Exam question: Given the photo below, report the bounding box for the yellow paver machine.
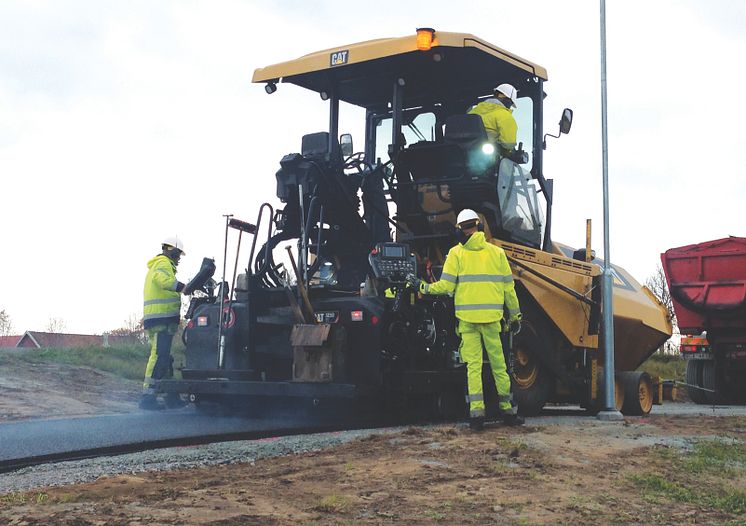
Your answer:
[162,29,672,417]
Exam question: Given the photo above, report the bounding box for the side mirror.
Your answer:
[560,108,573,134]
[542,108,574,150]
[340,133,353,157]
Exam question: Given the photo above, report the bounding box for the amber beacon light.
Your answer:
[416,28,435,51]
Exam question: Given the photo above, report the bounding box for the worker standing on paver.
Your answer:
[140,237,190,410]
[408,210,523,430]
[468,83,519,157]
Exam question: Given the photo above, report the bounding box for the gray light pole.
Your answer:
[597,0,624,421]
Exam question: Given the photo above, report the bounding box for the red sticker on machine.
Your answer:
[222,307,236,329]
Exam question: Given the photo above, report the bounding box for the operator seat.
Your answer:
[394,139,463,183]
[443,114,494,180]
[443,114,488,148]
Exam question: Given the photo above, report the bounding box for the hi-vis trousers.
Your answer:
[142,323,178,395]
[457,320,516,418]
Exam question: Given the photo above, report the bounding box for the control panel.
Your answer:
[369,242,417,284]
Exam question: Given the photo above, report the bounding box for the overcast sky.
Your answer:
[1,0,745,335]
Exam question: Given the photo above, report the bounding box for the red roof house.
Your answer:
[0,335,22,348]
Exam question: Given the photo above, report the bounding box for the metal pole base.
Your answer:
[596,410,624,422]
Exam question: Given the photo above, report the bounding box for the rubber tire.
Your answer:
[510,307,554,417]
[434,389,466,421]
[686,360,708,405]
[619,371,654,416]
[702,360,726,404]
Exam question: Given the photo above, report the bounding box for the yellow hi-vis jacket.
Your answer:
[468,99,517,154]
[143,254,183,329]
[421,232,521,324]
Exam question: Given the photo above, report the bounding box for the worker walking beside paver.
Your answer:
[408,209,523,430]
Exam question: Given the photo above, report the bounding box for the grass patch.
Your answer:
[631,439,746,515]
[312,494,350,513]
[0,492,50,507]
[637,353,686,382]
[2,344,186,381]
[426,509,445,521]
[631,473,746,514]
[685,440,746,474]
[0,492,27,507]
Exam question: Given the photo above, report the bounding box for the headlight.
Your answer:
[481,143,495,155]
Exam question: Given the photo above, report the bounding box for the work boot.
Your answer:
[138,394,164,411]
[165,393,187,409]
[502,413,525,426]
[469,416,485,431]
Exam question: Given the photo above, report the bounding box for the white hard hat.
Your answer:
[495,83,518,108]
[457,209,480,225]
[162,236,186,255]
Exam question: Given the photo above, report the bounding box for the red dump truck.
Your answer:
[661,237,746,404]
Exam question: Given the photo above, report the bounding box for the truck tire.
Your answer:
[619,371,654,415]
[510,309,554,416]
[686,359,708,404]
[702,360,725,404]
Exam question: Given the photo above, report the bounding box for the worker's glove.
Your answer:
[508,142,529,164]
[507,312,522,334]
[405,273,423,291]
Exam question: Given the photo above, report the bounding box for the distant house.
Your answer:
[0,335,22,348]
[15,331,140,349]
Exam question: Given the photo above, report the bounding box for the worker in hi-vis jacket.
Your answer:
[408,209,523,430]
[140,237,190,410]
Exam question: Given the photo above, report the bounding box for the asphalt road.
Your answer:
[0,404,349,468]
[2,401,745,468]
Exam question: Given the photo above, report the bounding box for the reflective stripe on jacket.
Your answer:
[468,99,517,153]
[143,254,181,329]
[422,231,521,323]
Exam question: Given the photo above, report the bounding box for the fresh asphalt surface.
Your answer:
[0,405,347,468]
[2,402,746,468]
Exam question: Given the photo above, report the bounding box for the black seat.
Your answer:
[444,114,494,179]
[395,141,464,182]
[393,115,492,185]
[444,114,488,149]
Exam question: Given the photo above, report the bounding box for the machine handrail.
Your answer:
[249,203,275,275]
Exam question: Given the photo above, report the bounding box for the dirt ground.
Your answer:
[1,360,745,525]
[2,414,745,525]
[0,355,139,421]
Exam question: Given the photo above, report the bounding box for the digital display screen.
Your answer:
[383,245,405,258]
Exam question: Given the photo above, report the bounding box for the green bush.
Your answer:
[637,353,686,381]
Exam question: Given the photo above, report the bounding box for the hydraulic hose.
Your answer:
[248,203,274,275]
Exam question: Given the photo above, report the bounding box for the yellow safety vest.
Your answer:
[143,254,182,329]
[468,99,518,154]
[422,232,520,323]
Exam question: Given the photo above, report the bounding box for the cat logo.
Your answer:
[330,50,349,67]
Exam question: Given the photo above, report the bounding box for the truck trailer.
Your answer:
[662,237,746,404]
